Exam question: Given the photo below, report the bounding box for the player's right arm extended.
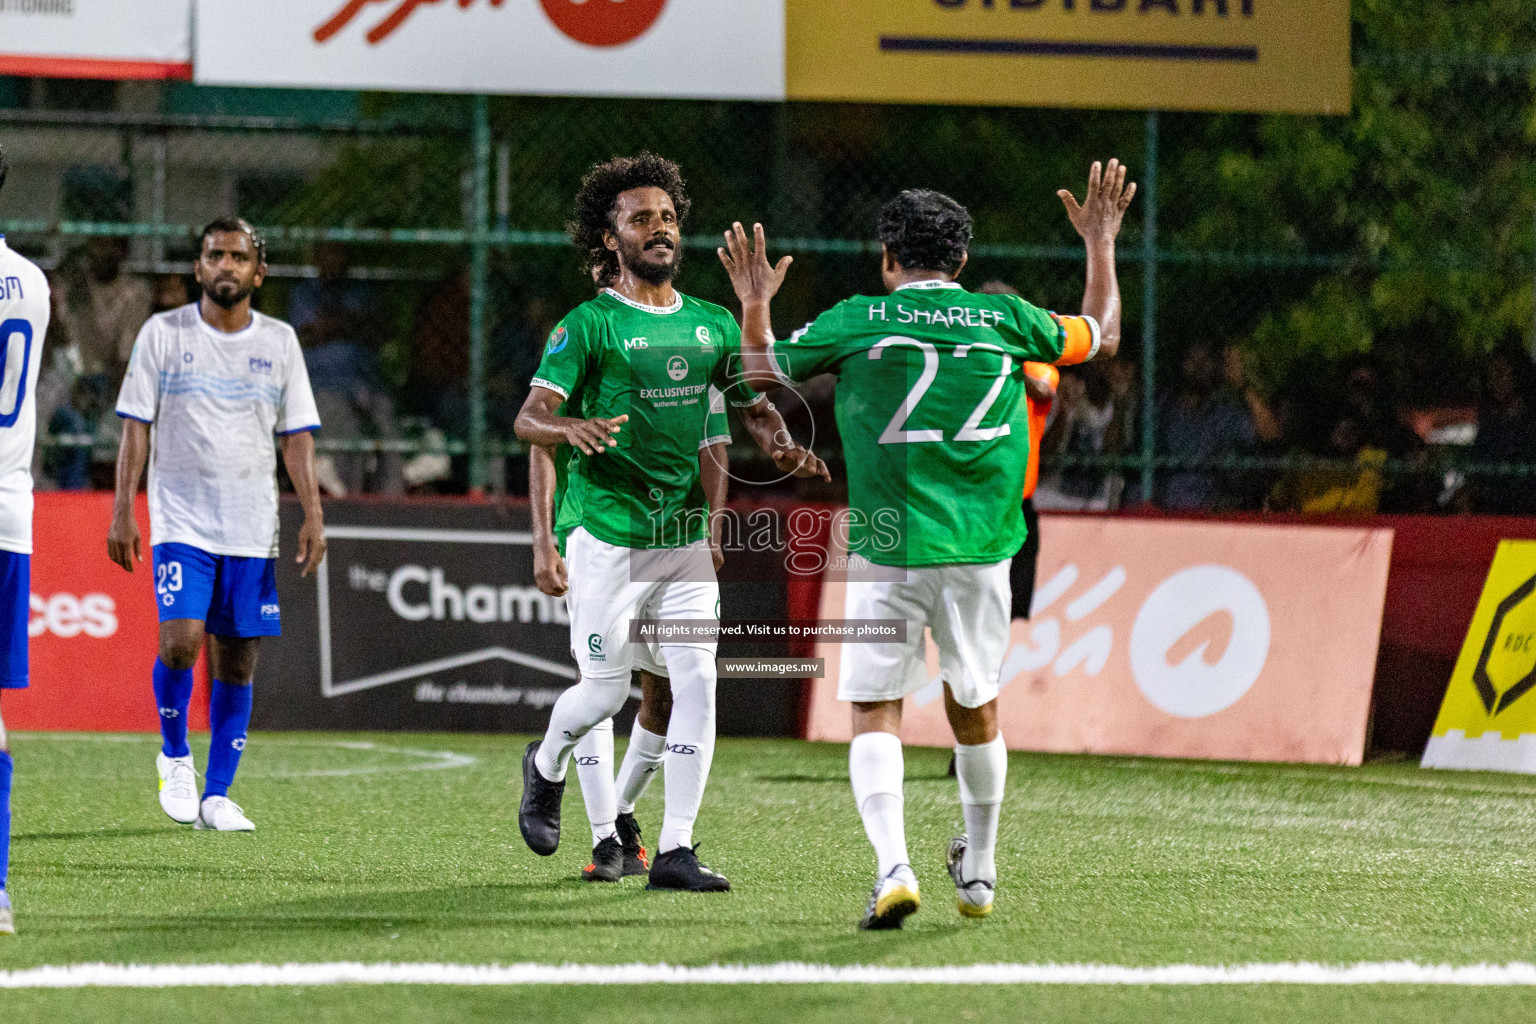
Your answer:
[107,419,150,572]
[514,387,626,456]
[529,443,568,597]
[718,221,793,390]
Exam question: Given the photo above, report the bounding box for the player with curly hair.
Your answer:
[514,154,827,891]
[721,163,1135,928]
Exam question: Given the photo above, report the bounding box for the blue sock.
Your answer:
[0,750,13,893]
[204,681,253,800]
[153,658,194,759]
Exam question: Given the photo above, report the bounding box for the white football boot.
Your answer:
[0,890,14,935]
[946,834,995,919]
[194,796,255,832]
[156,752,200,824]
[858,864,920,930]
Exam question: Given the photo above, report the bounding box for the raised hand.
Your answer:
[717,222,793,306]
[1058,159,1137,247]
[564,414,628,455]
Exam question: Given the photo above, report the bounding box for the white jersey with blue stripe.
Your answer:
[116,303,320,559]
[0,237,51,556]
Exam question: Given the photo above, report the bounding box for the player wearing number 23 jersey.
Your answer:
[111,217,326,836]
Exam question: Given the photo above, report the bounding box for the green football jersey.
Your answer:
[552,386,733,556]
[773,280,1094,568]
[533,289,758,550]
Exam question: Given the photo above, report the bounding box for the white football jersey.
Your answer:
[116,304,320,559]
[0,236,51,555]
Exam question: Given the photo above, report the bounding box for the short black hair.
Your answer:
[0,144,8,198]
[877,189,972,274]
[568,153,691,287]
[200,216,266,264]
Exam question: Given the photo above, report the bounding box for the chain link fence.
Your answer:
[2,50,1533,512]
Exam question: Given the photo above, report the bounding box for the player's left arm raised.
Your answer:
[281,430,326,578]
[1057,159,1137,360]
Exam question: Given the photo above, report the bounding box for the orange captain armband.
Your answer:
[1049,313,1101,366]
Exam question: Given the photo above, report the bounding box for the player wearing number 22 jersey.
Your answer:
[0,143,54,934]
[722,163,1136,930]
[110,218,327,835]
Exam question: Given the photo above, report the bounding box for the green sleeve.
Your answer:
[530,308,597,401]
[773,302,854,382]
[999,295,1067,364]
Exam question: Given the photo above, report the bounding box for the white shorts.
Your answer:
[565,526,719,680]
[837,559,1011,709]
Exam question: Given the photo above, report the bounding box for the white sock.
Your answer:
[656,646,716,854]
[574,719,617,845]
[954,736,1007,884]
[616,721,667,815]
[535,672,630,783]
[849,731,909,879]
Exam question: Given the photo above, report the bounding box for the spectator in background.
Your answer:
[1155,341,1257,511]
[56,236,151,410]
[1220,344,1282,508]
[1268,414,1388,515]
[1469,346,1536,515]
[151,273,191,315]
[289,243,403,495]
[488,297,558,497]
[1038,364,1121,508]
[408,267,471,437]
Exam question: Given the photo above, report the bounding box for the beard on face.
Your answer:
[617,233,681,286]
[203,275,254,309]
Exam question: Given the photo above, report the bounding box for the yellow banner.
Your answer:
[786,0,1350,114]
[1422,540,1536,773]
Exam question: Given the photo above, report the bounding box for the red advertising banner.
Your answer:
[806,517,1394,765]
[2,492,204,733]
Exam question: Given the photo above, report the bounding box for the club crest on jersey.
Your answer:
[248,356,273,374]
[547,327,569,355]
[667,356,689,381]
[696,326,713,347]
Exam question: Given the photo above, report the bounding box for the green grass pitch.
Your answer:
[2,731,1535,1022]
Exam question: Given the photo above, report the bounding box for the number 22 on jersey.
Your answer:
[870,335,1014,445]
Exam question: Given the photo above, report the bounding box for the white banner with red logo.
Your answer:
[806,517,1394,765]
[0,0,192,80]
[195,0,785,99]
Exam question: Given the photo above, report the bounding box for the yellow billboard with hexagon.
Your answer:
[1423,541,1536,773]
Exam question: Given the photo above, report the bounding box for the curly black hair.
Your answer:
[567,153,691,287]
[200,216,266,264]
[877,189,972,274]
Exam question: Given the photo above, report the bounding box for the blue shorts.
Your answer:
[0,550,28,689]
[153,543,281,638]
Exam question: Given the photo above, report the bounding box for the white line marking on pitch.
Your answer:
[3,962,1536,988]
[11,734,478,778]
